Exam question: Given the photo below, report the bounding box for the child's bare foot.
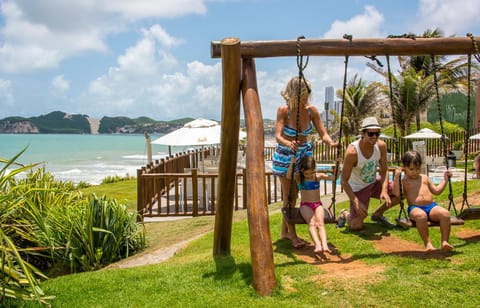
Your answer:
[315,246,332,254]
[425,243,436,252]
[442,242,453,252]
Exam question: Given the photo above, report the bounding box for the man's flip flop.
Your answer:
[292,238,306,249]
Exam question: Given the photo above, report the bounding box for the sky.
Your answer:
[0,0,479,121]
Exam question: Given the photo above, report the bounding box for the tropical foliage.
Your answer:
[336,74,380,138]
[364,28,479,136]
[0,150,53,305]
[1,150,146,306]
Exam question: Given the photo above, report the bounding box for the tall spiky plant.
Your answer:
[0,149,53,306]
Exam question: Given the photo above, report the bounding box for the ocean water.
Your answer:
[0,134,188,184]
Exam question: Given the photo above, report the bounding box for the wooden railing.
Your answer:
[137,149,342,220]
[137,167,284,220]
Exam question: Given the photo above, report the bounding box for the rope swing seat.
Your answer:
[393,34,480,227]
[395,53,464,228]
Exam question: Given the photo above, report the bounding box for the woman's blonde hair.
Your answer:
[281,76,312,111]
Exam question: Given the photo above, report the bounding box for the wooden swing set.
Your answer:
[210,35,480,296]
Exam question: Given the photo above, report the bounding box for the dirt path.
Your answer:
[104,233,205,270]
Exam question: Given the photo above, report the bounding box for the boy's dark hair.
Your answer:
[298,156,316,184]
[402,150,422,167]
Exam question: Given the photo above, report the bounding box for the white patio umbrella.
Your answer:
[152,118,246,169]
[403,128,446,139]
[469,133,480,140]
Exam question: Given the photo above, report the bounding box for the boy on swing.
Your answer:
[393,150,454,252]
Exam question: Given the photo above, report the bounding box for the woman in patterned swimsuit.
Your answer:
[272,76,337,249]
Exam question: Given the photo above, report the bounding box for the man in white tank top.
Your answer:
[338,117,399,230]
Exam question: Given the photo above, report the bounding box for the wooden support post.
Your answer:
[242,57,276,295]
[213,38,241,256]
[211,37,480,58]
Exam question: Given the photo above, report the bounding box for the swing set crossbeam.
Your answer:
[211,37,479,59]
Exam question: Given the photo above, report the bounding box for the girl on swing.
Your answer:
[294,156,337,255]
[272,76,337,249]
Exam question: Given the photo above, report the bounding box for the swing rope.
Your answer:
[328,34,353,220]
[283,36,310,224]
[460,54,472,211]
[431,55,458,215]
[467,33,480,63]
[330,53,349,216]
[384,55,408,224]
[455,33,480,220]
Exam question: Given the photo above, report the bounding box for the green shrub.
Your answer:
[1,150,146,306]
[66,194,146,271]
[101,174,135,184]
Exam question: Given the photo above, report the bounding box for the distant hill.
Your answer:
[0,111,276,134]
[0,111,90,134]
[0,111,200,134]
[97,116,194,134]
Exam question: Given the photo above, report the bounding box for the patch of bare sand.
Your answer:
[295,245,385,283]
[295,232,458,283]
[464,191,480,204]
[455,229,480,243]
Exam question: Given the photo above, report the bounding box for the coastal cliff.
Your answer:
[0,120,39,133]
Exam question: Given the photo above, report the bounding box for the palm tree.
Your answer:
[386,67,436,135]
[336,74,379,139]
[398,28,475,129]
[368,28,476,135]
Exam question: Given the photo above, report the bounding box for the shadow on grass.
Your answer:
[202,254,237,281]
[202,255,255,287]
[271,238,311,267]
[336,222,393,240]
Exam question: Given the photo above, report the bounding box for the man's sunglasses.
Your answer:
[366,131,380,137]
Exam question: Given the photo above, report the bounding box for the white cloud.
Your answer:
[51,75,70,93]
[0,1,107,73]
[81,25,222,120]
[0,79,14,107]
[145,24,184,48]
[0,0,204,73]
[102,0,207,19]
[323,6,385,39]
[416,0,480,36]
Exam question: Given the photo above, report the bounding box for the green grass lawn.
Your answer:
[31,179,480,307]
